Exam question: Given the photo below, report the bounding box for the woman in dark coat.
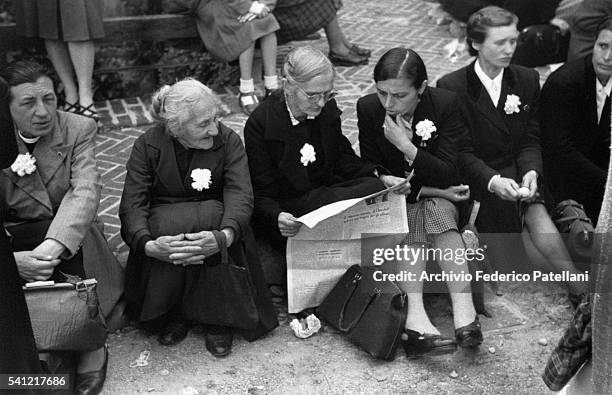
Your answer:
[119,79,277,357]
[0,76,43,386]
[244,46,385,253]
[357,48,481,357]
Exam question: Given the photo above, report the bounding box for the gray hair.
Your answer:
[151,78,221,136]
[282,46,335,83]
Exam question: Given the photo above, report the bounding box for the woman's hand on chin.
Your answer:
[14,251,60,282]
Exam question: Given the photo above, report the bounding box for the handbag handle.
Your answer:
[211,230,228,266]
[337,270,380,332]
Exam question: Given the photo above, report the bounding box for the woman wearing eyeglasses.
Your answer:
[357,48,482,357]
[244,46,385,254]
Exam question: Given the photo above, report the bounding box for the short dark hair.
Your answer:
[596,17,612,40]
[373,47,427,89]
[0,60,54,100]
[466,6,519,56]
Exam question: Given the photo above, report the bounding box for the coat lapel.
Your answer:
[32,118,71,186]
[584,60,599,127]
[264,92,311,191]
[466,62,510,135]
[185,129,225,187]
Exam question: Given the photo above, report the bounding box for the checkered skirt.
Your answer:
[405,197,459,244]
[273,0,343,42]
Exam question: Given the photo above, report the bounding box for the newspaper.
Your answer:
[286,184,409,313]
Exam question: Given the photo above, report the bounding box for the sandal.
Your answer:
[79,103,100,121]
[63,101,82,114]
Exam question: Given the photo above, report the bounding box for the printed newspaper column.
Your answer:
[286,186,408,313]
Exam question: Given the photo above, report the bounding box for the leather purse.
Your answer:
[182,230,260,330]
[512,24,569,67]
[552,200,594,271]
[317,264,407,360]
[23,274,107,352]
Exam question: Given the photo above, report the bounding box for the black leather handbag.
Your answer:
[552,200,594,271]
[317,264,407,360]
[512,24,569,67]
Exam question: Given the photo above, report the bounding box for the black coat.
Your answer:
[540,55,610,222]
[120,123,277,339]
[357,87,467,202]
[438,62,543,232]
[244,90,379,228]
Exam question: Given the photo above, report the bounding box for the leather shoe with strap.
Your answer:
[328,51,368,67]
[401,330,457,358]
[75,345,108,395]
[158,317,189,346]
[205,325,233,357]
[455,316,483,348]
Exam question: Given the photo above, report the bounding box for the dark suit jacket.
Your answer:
[357,88,467,202]
[540,55,609,221]
[244,90,378,228]
[438,62,543,231]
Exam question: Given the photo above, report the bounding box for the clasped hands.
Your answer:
[145,229,234,266]
[490,170,538,202]
[238,1,270,23]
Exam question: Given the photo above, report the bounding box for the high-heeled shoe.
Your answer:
[401,329,457,358]
[455,317,483,348]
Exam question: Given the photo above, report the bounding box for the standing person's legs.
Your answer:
[238,44,259,115]
[45,39,78,106]
[66,40,96,110]
[259,33,279,95]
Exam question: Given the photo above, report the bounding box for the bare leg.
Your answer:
[324,17,350,55]
[393,250,439,335]
[238,43,256,81]
[66,41,95,108]
[524,203,587,294]
[432,231,478,329]
[45,39,78,105]
[259,33,277,77]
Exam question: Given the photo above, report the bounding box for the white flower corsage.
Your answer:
[415,119,437,147]
[10,153,37,177]
[190,168,212,191]
[504,94,521,115]
[300,143,316,166]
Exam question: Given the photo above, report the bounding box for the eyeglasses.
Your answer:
[294,83,338,104]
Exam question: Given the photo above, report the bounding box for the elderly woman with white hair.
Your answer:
[119,79,277,357]
[244,46,386,253]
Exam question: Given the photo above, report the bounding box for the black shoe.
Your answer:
[158,316,189,346]
[401,330,457,358]
[75,346,108,395]
[455,317,483,348]
[328,51,368,67]
[350,44,371,57]
[205,325,233,357]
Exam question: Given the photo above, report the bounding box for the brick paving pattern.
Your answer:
[94,0,555,254]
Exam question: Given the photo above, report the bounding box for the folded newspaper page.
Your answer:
[286,185,409,313]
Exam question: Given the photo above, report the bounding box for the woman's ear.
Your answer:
[417,80,428,97]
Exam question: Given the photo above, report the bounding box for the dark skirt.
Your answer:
[15,0,105,41]
[273,0,343,42]
[193,0,280,62]
[125,199,278,341]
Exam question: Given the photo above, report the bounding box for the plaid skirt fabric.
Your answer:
[274,0,343,42]
[406,197,459,244]
[542,293,592,391]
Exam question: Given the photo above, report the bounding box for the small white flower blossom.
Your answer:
[10,153,37,177]
[190,168,212,191]
[415,119,437,147]
[300,143,316,166]
[504,94,522,115]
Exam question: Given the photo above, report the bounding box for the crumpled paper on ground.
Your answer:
[289,314,321,339]
[130,350,150,368]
